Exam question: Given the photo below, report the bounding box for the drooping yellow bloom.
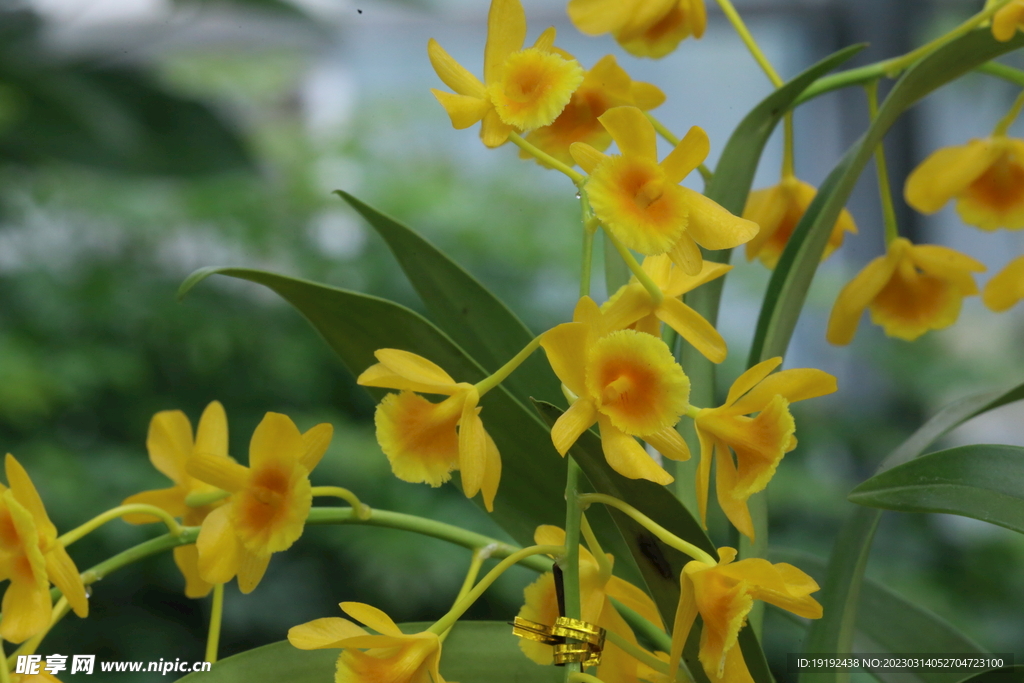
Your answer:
[668,548,821,683]
[693,358,836,540]
[571,106,758,275]
[541,297,691,485]
[827,237,986,345]
[0,454,88,643]
[983,255,1024,311]
[187,412,332,594]
[518,526,663,683]
[602,255,731,363]
[993,0,1024,41]
[289,602,447,683]
[122,401,231,598]
[523,55,665,167]
[905,136,1024,231]
[357,349,502,511]
[568,0,706,59]
[743,176,857,269]
[428,0,583,148]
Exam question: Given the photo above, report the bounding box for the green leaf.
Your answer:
[748,29,1024,367]
[954,668,1024,683]
[177,622,561,682]
[849,445,1024,534]
[336,191,562,407]
[770,548,985,683]
[802,379,1024,681]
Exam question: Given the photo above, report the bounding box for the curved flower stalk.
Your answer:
[517,525,663,683]
[567,0,706,59]
[905,135,1024,231]
[571,106,758,275]
[541,297,691,485]
[289,602,447,683]
[427,0,584,148]
[983,255,1024,311]
[668,548,822,683]
[743,176,857,269]
[186,412,332,593]
[358,349,501,511]
[693,358,837,540]
[121,401,231,598]
[0,455,89,643]
[523,55,665,168]
[602,254,731,363]
[827,237,986,344]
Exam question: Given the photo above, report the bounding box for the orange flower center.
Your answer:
[964,153,1024,212]
[869,259,959,341]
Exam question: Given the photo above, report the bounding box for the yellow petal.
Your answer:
[248,412,305,472]
[993,1,1024,41]
[669,232,703,276]
[236,547,271,594]
[121,486,189,523]
[540,322,589,396]
[517,571,558,664]
[195,401,228,460]
[606,574,665,630]
[5,456,56,545]
[668,569,698,683]
[300,423,334,473]
[661,126,709,186]
[631,81,666,110]
[681,187,759,250]
[729,368,837,416]
[826,242,905,346]
[567,0,635,35]
[374,349,457,388]
[663,260,731,298]
[644,425,690,462]
[533,26,557,51]
[357,363,461,396]
[742,184,788,262]
[657,297,726,364]
[431,90,490,129]
[427,38,485,98]
[983,255,1024,312]
[910,244,985,295]
[145,410,193,485]
[1,574,51,644]
[44,545,88,618]
[598,417,673,484]
[484,0,527,85]
[616,0,679,40]
[288,617,368,650]
[690,0,707,38]
[689,562,753,679]
[695,424,715,527]
[341,601,404,636]
[196,506,241,586]
[457,390,486,499]
[714,441,755,540]
[719,558,822,619]
[551,398,599,455]
[904,139,1000,214]
[375,392,461,486]
[188,452,248,494]
[723,357,782,408]
[480,108,513,147]
[601,282,655,333]
[598,106,658,162]
[570,142,610,174]
[173,544,213,599]
[481,430,502,512]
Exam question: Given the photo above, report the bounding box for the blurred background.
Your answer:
[1,0,1023,679]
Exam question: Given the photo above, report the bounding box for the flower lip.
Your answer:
[488,47,584,130]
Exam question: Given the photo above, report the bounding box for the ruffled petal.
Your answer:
[719,558,822,619]
[657,296,727,364]
[517,571,558,664]
[661,126,709,186]
[598,417,673,484]
[551,398,599,455]
[375,392,461,486]
[599,106,658,162]
[484,0,527,84]
[427,38,486,98]
[145,410,193,484]
[983,255,1024,311]
[341,601,404,636]
[288,617,368,650]
[904,138,1001,214]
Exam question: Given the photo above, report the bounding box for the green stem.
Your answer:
[310,486,370,519]
[562,458,584,682]
[474,336,543,396]
[606,233,663,305]
[185,489,230,508]
[579,513,611,584]
[580,191,597,298]
[994,88,1024,135]
[205,583,224,663]
[508,132,586,185]
[782,112,796,178]
[605,630,667,674]
[978,60,1024,87]
[441,545,493,643]
[59,504,182,547]
[865,81,900,246]
[577,493,717,566]
[427,545,564,634]
[714,0,784,87]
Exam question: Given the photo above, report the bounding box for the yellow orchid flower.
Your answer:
[517,526,664,683]
[693,358,836,540]
[668,547,821,683]
[289,601,447,683]
[983,255,1024,311]
[540,297,691,485]
[568,0,706,59]
[186,412,332,594]
[121,401,231,598]
[827,237,985,345]
[357,349,501,511]
[993,0,1024,41]
[905,136,1024,231]
[601,254,731,363]
[427,0,583,148]
[523,54,665,168]
[0,454,88,643]
[571,106,758,275]
[743,176,857,269]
